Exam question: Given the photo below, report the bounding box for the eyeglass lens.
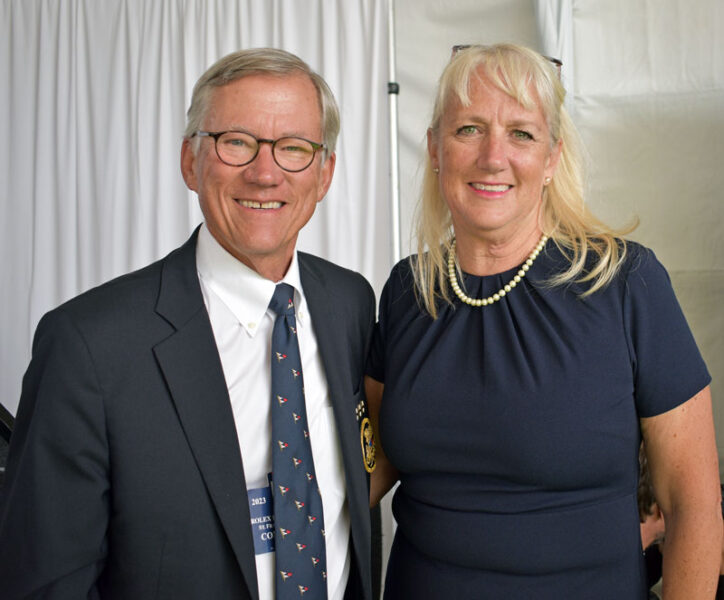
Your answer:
[215,131,317,172]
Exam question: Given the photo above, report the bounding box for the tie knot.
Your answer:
[268,283,296,317]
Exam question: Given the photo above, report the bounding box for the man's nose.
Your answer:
[243,142,284,185]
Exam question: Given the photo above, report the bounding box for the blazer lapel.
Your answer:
[152,230,260,600]
[298,255,370,576]
[299,257,361,460]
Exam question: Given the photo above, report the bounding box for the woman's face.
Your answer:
[428,70,561,248]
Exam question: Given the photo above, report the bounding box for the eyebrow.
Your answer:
[455,115,545,132]
[220,125,315,139]
[507,119,544,131]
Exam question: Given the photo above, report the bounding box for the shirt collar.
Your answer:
[196,224,307,336]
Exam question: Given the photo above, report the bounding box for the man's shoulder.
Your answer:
[297,251,362,278]
[297,253,375,328]
[57,256,166,317]
[45,235,197,332]
[298,252,373,295]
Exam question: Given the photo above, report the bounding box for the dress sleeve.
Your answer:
[623,246,711,418]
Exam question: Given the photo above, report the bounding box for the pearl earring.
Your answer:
[544,177,551,185]
[433,168,439,174]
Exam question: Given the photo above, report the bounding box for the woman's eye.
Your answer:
[513,130,533,141]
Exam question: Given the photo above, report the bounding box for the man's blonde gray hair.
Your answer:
[184,48,339,159]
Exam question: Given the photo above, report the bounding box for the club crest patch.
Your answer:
[360,417,376,473]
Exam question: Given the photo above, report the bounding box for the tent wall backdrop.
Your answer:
[2,0,723,587]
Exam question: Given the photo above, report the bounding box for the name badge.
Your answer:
[248,482,275,555]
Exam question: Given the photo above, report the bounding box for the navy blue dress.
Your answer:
[367,241,710,599]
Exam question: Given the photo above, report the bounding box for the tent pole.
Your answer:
[387,0,401,264]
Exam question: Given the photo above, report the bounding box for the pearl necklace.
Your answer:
[447,234,549,307]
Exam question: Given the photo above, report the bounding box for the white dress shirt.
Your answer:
[196,225,350,600]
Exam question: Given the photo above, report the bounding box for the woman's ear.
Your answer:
[427,128,440,172]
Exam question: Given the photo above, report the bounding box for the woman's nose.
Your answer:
[476,132,506,171]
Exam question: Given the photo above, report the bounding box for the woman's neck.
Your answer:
[454,227,545,276]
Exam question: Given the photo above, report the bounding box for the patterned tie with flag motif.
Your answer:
[269,283,327,599]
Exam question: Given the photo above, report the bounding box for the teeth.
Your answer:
[471,183,510,192]
[239,200,283,209]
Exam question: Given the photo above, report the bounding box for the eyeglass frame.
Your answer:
[450,44,562,78]
[191,130,327,173]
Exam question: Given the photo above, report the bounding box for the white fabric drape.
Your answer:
[1,0,391,415]
[533,0,574,110]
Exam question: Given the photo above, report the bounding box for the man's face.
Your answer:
[181,73,335,280]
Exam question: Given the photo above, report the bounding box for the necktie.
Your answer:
[269,283,327,599]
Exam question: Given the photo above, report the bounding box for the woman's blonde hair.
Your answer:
[413,43,636,318]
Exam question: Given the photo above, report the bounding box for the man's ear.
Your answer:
[180,138,198,192]
[316,152,336,203]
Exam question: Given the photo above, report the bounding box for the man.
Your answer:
[0,48,376,600]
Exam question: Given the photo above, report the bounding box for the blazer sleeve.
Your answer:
[0,309,109,599]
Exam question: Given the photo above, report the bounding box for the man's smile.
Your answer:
[238,200,284,209]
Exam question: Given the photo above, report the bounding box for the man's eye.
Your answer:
[226,137,250,147]
[280,144,308,153]
[513,130,533,141]
[456,125,478,136]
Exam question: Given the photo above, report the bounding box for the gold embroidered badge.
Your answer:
[360,417,376,473]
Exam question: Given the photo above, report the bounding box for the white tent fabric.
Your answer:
[534,0,574,110]
[0,0,391,415]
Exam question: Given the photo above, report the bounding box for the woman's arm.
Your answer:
[641,385,722,598]
[366,375,399,507]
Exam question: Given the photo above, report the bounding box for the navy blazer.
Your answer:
[0,229,376,600]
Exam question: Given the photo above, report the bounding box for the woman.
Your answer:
[366,44,721,598]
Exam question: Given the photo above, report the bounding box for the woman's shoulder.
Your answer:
[548,237,659,285]
[576,238,673,300]
[619,240,668,283]
[620,238,651,261]
[378,255,422,314]
[383,255,417,292]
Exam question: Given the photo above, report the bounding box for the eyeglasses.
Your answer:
[192,130,326,173]
[450,45,562,78]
